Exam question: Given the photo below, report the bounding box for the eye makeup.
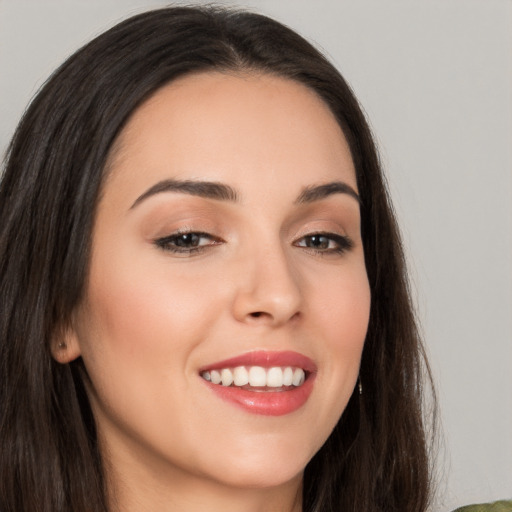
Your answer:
[154,229,224,255]
[137,189,361,260]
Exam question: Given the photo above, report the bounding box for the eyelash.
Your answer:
[293,232,354,255]
[154,230,222,254]
[154,230,353,256]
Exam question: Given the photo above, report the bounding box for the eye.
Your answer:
[294,233,353,255]
[154,231,222,254]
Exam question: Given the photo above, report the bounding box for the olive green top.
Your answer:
[453,501,512,512]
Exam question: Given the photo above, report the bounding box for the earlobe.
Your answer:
[51,327,82,364]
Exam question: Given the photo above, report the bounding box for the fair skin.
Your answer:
[54,72,371,512]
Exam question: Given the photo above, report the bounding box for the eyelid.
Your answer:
[292,231,354,254]
[154,229,224,255]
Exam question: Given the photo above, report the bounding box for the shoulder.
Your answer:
[453,501,512,512]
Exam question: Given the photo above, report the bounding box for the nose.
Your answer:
[231,242,303,327]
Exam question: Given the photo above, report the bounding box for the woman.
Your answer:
[0,6,435,512]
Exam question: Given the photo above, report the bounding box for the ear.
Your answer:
[50,324,82,364]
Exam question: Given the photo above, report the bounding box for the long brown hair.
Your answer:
[0,6,436,511]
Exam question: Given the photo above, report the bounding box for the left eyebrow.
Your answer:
[295,181,360,205]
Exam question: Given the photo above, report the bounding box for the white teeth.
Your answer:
[292,368,305,386]
[210,370,221,385]
[201,365,307,388]
[221,368,233,386]
[282,367,293,386]
[249,366,267,387]
[233,366,249,386]
[267,367,283,387]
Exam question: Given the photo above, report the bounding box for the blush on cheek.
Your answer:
[85,257,212,365]
[92,287,169,356]
[323,278,370,338]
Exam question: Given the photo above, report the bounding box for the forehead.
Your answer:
[105,71,357,203]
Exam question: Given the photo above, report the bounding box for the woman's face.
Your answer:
[65,72,370,493]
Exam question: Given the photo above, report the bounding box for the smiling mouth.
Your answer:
[200,366,307,390]
[199,351,316,415]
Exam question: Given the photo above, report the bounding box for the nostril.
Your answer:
[250,312,263,318]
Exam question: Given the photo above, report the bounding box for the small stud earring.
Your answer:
[58,341,67,350]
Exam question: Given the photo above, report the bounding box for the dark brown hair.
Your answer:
[0,6,436,512]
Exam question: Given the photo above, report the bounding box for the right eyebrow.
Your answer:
[130,179,239,210]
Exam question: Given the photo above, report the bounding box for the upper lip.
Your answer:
[199,350,317,373]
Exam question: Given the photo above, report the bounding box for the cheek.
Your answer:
[73,248,230,435]
[330,282,370,356]
[81,252,223,362]
[311,258,370,355]
[73,252,228,453]
[306,262,370,426]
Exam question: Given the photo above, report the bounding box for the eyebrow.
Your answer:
[130,179,239,209]
[295,181,360,205]
[130,178,359,210]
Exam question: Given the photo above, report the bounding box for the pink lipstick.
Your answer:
[199,351,317,416]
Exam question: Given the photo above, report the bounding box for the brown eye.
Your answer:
[154,231,221,254]
[295,233,353,254]
[173,233,202,248]
[303,235,331,249]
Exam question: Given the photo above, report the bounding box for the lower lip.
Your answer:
[202,375,316,416]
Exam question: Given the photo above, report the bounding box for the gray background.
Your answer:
[1,1,511,510]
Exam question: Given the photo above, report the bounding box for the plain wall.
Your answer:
[1,1,511,510]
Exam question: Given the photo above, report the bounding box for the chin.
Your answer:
[193,436,314,490]
[209,463,304,490]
